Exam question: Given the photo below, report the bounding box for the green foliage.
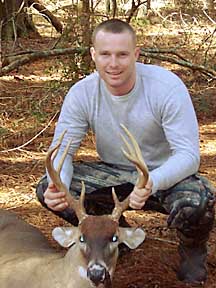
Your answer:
[31,110,47,123]
[45,7,94,83]
[38,1,216,83]
[0,127,9,137]
[195,96,210,114]
[132,17,151,27]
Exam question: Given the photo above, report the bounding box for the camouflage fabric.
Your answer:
[155,174,215,236]
[36,161,215,232]
[69,161,138,195]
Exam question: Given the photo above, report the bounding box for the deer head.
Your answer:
[45,125,148,287]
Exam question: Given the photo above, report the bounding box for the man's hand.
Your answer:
[44,183,68,211]
[129,177,153,209]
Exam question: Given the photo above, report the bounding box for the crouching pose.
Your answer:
[36,19,215,284]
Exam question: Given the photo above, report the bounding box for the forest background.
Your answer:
[0,0,216,287]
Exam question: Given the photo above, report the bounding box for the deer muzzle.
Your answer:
[87,263,110,286]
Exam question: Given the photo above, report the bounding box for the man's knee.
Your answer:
[162,175,215,232]
[35,175,48,206]
[35,175,79,225]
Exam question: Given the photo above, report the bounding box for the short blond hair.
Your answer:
[92,19,136,46]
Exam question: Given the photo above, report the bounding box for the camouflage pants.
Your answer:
[36,161,215,239]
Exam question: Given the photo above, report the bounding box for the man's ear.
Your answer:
[135,47,140,61]
[90,47,96,62]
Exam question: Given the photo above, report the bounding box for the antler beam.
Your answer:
[46,126,148,223]
[45,130,87,222]
[111,124,149,221]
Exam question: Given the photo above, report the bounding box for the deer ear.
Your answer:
[119,227,146,249]
[52,227,79,248]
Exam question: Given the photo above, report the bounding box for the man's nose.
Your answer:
[110,55,118,67]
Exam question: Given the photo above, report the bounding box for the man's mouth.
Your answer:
[107,71,122,77]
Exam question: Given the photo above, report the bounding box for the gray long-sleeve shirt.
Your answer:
[48,63,200,194]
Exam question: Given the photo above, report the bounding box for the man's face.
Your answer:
[90,30,140,96]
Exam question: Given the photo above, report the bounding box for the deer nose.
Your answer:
[87,263,106,285]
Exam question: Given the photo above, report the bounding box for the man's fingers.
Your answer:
[134,186,151,196]
[47,182,58,191]
[129,192,148,209]
[44,190,66,200]
[129,198,145,209]
[44,184,68,211]
[130,192,148,203]
[129,185,152,209]
[129,202,144,209]
[48,182,56,189]
[45,197,65,206]
[45,197,68,211]
[50,202,68,211]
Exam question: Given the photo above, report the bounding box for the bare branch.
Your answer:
[0,20,3,71]
[0,112,58,153]
[139,48,216,79]
[1,46,215,80]
[203,9,216,24]
[28,0,63,33]
[0,47,88,76]
[203,27,216,66]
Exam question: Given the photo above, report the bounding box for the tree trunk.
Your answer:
[80,0,91,68]
[106,0,111,14]
[111,0,117,17]
[0,0,36,40]
[80,0,91,47]
[147,0,151,10]
[126,0,142,23]
[105,0,117,17]
[206,0,215,16]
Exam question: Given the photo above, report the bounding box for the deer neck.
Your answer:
[45,244,93,288]
[66,244,91,284]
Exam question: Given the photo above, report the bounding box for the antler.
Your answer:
[111,124,149,221]
[46,127,148,223]
[45,130,87,222]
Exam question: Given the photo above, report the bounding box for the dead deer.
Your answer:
[0,124,148,288]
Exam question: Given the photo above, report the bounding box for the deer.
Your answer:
[0,124,149,288]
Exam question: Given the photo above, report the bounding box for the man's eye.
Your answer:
[100,52,109,56]
[119,53,128,57]
[79,235,85,243]
[111,235,118,242]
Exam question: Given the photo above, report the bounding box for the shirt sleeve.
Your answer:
[149,83,200,194]
[46,86,89,189]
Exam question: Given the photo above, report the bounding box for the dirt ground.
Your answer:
[0,35,216,288]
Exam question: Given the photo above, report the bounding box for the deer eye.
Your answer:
[79,235,85,243]
[111,235,118,242]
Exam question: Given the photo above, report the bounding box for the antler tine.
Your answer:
[111,124,149,221]
[56,136,70,175]
[45,130,87,222]
[79,181,86,215]
[111,187,130,221]
[120,124,149,188]
[46,130,67,178]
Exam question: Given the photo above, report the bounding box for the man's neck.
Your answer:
[106,77,136,96]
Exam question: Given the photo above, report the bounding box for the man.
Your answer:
[36,19,215,284]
